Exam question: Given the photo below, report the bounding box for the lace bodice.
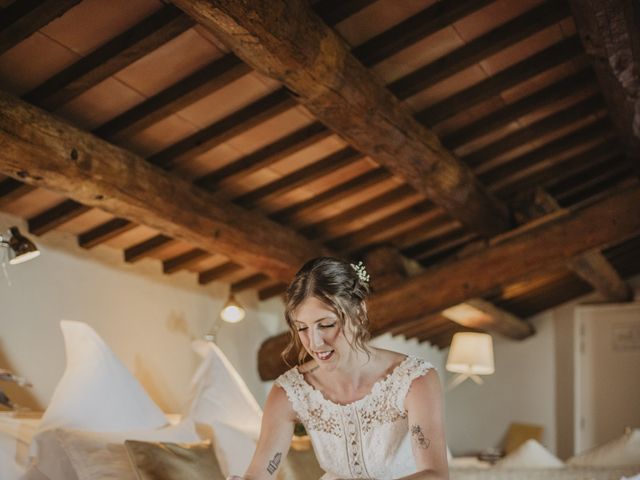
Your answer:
[275,356,433,480]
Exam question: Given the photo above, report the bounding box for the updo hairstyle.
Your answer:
[283,257,371,365]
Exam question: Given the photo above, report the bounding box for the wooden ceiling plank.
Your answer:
[569,0,640,163]
[235,148,364,207]
[95,55,251,140]
[496,139,620,199]
[23,5,194,110]
[0,0,82,56]
[0,178,36,208]
[481,118,612,188]
[198,262,244,285]
[353,0,494,67]
[125,234,174,263]
[390,0,571,99]
[147,89,296,168]
[554,163,634,203]
[78,217,137,249]
[258,282,287,301]
[416,36,584,126]
[28,199,90,236]
[0,91,327,281]
[258,185,640,379]
[271,168,393,224]
[391,215,459,251]
[443,68,596,149]
[163,248,210,274]
[549,157,630,199]
[172,0,511,238]
[464,94,605,170]
[560,174,638,209]
[311,0,378,25]
[195,122,331,189]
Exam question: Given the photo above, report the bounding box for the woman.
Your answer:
[231,257,449,480]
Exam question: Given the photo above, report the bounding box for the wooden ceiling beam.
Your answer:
[569,0,640,163]
[78,218,137,249]
[124,235,175,263]
[389,0,571,99]
[232,273,272,293]
[172,0,511,238]
[0,91,327,282]
[416,36,583,126]
[163,248,210,274]
[392,217,460,252]
[23,6,193,110]
[198,262,244,285]
[554,164,636,206]
[258,186,640,379]
[442,68,596,149]
[0,178,35,208]
[0,0,81,56]
[258,282,287,301]
[28,199,90,236]
[464,95,605,171]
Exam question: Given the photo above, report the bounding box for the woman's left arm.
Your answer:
[398,368,449,480]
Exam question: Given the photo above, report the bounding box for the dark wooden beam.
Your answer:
[416,36,584,126]
[258,186,640,379]
[163,248,210,274]
[231,273,272,292]
[199,262,244,285]
[389,1,571,99]
[24,6,193,110]
[0,0,81,56]
[258,282,287,301]
[125,235,174,263]
[78,217,137,249]
[172,0,511,238]
[28,199,90,236]
[0,178,35,207]
[569,0,640,163]
[0,90,327,281]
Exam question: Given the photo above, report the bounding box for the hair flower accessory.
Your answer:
[350,261,370,285]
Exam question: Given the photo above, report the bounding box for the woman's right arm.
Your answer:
[229,383,296,480]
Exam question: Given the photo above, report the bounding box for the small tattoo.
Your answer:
[266,452,282,475]
[411,424,431,449]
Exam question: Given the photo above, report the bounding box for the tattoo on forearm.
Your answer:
[266,452,282,475]
[411,424,431,450]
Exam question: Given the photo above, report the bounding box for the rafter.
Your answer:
[172,0,511,238]
[258,186,640,379]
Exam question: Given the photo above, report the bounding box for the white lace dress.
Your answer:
[275,356,433,480]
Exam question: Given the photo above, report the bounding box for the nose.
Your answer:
[310,327,325,349]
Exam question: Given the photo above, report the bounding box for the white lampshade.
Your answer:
[446,332,494,375]
[220,293,245,323]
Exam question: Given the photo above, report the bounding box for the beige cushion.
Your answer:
[568,428,640,467]
[124,439,224,480]
[495,439,563,468]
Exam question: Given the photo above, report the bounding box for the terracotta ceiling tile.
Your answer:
[453,0,545,42]
[176,72,279,128]
[373,27,464,84]
[115,28,223,97]
[454,122,521,158]
[518,88,598,125]
[40,0,163,56]
[335,0,437,47]
[559,17,577,37]
[174,143,244,182]
[268,135,347,176]
[56,77,145,131]
[303,159,374,195]
[221,169,280,197]
[433,96,505,136]
[405,64,487,112]
[500,61,584,102]
[0,32,79,95]
[188,254,228,273]
[119,114,199,157]
[192,24,230,53]
[105,225,161,250]
[0,189,65,218]
[479,25,564,76]
[152,242,194,261]
[54,209,114,236]
[225,108,314,155]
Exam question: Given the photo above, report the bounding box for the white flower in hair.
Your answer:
[350,261,370,284]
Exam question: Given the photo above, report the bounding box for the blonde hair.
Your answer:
[283,257,371,366]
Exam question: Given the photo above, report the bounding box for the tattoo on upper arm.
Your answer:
[266,452,282,475]
[411,424,431,450]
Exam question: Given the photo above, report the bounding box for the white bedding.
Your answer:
[450,465,640,480]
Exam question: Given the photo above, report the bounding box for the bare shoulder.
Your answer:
[267,382,297,422]
[406,368,442,406]
[372,347,408,371]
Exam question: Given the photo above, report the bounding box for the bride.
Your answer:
[230,257,449,480]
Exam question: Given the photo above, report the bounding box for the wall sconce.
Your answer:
[203,292,246,342]
[446,332,495,390]
[0,226,40,265]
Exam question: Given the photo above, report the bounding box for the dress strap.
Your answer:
[389,357,434,412]
[274,368,310,421]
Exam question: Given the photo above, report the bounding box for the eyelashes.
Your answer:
[296,322,337,332]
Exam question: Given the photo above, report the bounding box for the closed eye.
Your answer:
[319,323,336,329]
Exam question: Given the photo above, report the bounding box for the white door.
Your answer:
[574,303,640,454]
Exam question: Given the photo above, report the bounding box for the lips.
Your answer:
[315,350,334,361]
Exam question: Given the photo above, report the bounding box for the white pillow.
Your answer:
[0,413,40,480]
[210,420,256,477]
[495,439,564,468]
[37,321,167,434]
[185,340,262,440]
[568,428,640,467]
[32,419,199,480]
